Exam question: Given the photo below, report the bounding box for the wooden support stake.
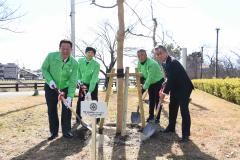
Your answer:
[135,68,145,128]
[122,67,129,136]
[116,77,124,134]
[99,69,115,130]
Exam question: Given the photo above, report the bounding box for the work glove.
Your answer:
[49,80,57,89]
[85,92,92,101]
[64,97,72,108]
[77,80,82,87]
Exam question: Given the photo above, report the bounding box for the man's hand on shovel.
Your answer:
[64,97,72,108]
[159,89,169,104]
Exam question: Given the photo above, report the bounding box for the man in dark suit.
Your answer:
[154,45,194,143]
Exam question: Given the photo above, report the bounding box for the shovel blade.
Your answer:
[81,121,92,131]
[131,112,141,124]
[142,122,158,138]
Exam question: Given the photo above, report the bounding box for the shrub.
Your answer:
[192,78,240,105]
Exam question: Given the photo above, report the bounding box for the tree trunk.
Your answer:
[116,0,125,134]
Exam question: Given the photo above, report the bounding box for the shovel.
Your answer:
[54,88,92,131]
[131,91,148,125]
[142,98,162,140]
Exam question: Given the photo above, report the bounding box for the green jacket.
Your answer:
[137,58,164,90]
[41,52,78,98]
[78,57,100,92]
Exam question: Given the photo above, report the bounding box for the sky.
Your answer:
[0,0,240,71]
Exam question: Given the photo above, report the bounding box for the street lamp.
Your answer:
[215,28,220,78]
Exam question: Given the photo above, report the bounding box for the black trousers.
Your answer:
[148,78,164,119]
[44,84,72,135]
[76,83,98,121]
[168,91,192,137]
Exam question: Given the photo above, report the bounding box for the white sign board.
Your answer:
[81,101,108,118]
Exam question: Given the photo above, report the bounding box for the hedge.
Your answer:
[192,78,240,105]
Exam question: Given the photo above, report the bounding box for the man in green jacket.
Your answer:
[137,49,165,123]
[41,39,78,140]
[76,47,100,123]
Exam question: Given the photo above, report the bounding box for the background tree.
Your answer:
[125,0,181,59]
[76,21,137,88]
[0,0,24,32]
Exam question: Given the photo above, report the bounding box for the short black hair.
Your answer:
[85,47,96,55]
[137,49,147,54]
[156,45,167,53]
[59,39,73,48]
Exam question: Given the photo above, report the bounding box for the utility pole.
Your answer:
[70,0,75,57]
[200,46,203,78]
[215,28,220,78]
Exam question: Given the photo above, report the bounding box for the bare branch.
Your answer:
[91,0,117,8]
[0,26,23,33]
[0,1,22,20]
[126,28,152,38]
[124,1,153,32]
[0,0,25,32]
[124,0,164,46]
[95,55,108,69]
[75,43,85,57]
[231,50,240,58]
[100,69,106,76]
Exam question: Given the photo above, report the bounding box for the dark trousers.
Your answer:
[44,84,72,135]
[76,83,98,121]
[148,79,164,119]
[168,91,192,137]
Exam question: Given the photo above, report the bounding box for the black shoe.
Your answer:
[76,116,82,124]
[155,119,160,124]
[96,118,100,124]
[179,136,190,143]
[63,132,73,139]
[143,100,149,104]
[163,127,175,133]
[48,134,58,141]
[146,116,154,122]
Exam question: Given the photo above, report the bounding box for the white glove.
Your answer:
[77,80,82,86]
[49,80,57,89]
[64,97,72,108]
[85,92,92,101]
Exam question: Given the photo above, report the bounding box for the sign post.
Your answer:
[91,117,96,160]
[81,101,107,160]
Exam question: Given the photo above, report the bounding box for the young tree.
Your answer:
[90,0,125,133]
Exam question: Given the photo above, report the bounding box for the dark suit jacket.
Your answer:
[163,56,194,98]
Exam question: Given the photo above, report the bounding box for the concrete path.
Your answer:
[0,91,45,98]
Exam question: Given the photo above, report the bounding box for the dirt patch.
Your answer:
[0,89,240,159]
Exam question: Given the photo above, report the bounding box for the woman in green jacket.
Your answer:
[76,47,100,123]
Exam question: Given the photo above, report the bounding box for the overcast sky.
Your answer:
[0,0,239,70]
